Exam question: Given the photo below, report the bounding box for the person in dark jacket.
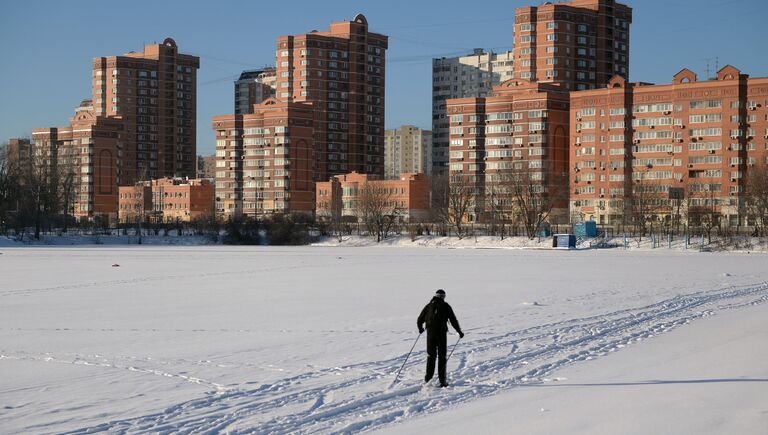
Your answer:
[417,289,464,387]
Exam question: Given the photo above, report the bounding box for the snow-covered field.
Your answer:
[1,246,766,434]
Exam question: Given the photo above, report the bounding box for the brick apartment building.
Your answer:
[316,172,430,222]
[432,49,515,175]
[212,99,315,218]
[118,177,214,223]
[275,14,388,181]
[92,38,199,183]
[384,125,432,180]
[513,0,632,91]
[447,80,571,222]
[32,100,123,219]
[569,66,768,228]
[26,38,198,222]
[213,14,388,219]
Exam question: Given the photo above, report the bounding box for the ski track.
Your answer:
[10,282,767,434]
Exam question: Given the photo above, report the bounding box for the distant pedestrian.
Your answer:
[417,289,463,387]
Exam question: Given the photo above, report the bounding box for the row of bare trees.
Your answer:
[0,142,80,239]
[592,162,768,241]
[429,167,567,240]
[318,165,569,242]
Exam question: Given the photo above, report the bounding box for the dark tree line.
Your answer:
[0,142,79,240]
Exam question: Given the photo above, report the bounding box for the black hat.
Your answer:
[435,289,446,298]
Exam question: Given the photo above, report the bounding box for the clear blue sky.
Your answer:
[1,0,766,155]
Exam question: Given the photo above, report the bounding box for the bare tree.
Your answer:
[57,146,80,233]
[0,144,21,235]
[428,174,450,236]
[626,165,668,241]
[357,183,400,242]
[445,174,475,239]
[686,184,721,244]
[744,162,768,237]
[17,148,58,239]
[329,180,344,242]
[499,164,567,240]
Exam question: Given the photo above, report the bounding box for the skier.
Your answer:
[417,289,464,387]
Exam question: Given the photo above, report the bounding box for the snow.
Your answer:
[1,246,767,433]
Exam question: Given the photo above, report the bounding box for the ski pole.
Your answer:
[447,336,462,362]
[393,332,422,385]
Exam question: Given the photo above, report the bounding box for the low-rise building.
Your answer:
[118,177,214,223]
[316,172,430,222]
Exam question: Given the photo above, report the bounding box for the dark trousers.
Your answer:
[425,329,447,383]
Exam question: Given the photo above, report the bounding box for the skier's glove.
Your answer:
[418,326,424,334]
[459,331,465,339]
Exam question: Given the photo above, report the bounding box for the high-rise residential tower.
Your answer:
[234,67,276,115]
[447,80,571,223]
[384,125,432,179]
[432,49,514,175]
[513,0,632,91]
[92,38,200,184]
[275,14,388,182]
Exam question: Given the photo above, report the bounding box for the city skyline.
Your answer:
[1,0,766,156]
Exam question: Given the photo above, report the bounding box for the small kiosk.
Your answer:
[552,234,577,249]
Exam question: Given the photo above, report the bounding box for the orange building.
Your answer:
[32,100,122,221]
[92,38,199,182]
[446,80,571,222]
[513,0,632,91]
[316,172,430,222]
[118,177,214,223]
[276,14,388,181]
[212,99,315,218]
[569,66,768,229]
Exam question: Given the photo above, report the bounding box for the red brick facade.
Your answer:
[316,172,430,222]
[92,38,199,183]
[569,66,768,228]
[275,14,388,182]
[118,177,214,223]
[447,80,571,222]
[32,101,122,220]
[212,99,315,218]
[513,0,632,91]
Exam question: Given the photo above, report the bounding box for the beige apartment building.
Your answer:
[569,66,768,228]
[384,125,432,179]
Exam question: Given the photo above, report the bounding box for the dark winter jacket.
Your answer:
[418,297,462,334]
